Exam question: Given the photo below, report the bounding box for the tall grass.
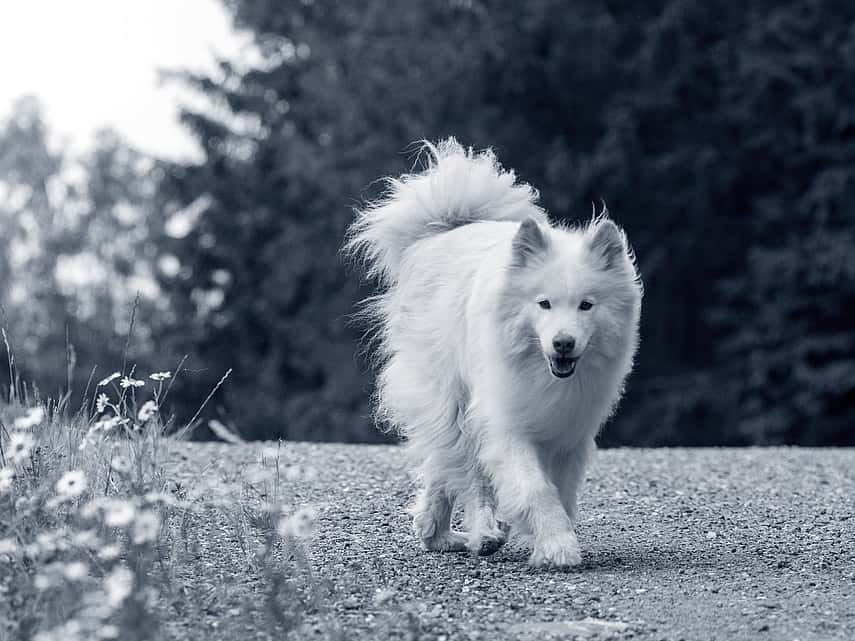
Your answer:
[0,328,331,641]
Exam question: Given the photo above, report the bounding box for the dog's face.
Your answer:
[507,217,639,380]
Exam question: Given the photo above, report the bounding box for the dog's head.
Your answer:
[504,215,641,380]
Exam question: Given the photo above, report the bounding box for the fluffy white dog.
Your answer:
[346,139,642,567]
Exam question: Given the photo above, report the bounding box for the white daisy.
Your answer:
[120,376,144,389]
[35,532,60,554]
[33,574,55,591]
[0,468,14,493]
[63,561,89,581]
[137,400,158,423]
[70,529,99,548]
[143,491,177,506]
[0,538,18,555]
[97,543,121,561]
[13,407,45,430]
[80,497,108,520]
[103,500,136,527]
[97,372,121,387]
[104,566,134,607]
[94,416,129,432]
[56,470,88,499]
[110,455,132,475]
[96,393,110,414]
[148,371,172,381]
[277,506,318,539]
[131,511,161,545]
[9,432,34,463]
[373,587,396,607]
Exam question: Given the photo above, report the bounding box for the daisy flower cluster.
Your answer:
[0,447,161,641]
[76,370,173,456]
[92,370,171,428]
[2,361,332,641]
[5,406,43,465]
[0,368,178,640]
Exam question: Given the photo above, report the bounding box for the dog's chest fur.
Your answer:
[501,358,623,447]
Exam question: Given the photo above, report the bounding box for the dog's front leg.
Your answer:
[555,436,596,529]
[481,432,581,568]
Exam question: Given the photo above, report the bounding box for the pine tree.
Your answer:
[712,1,855,444]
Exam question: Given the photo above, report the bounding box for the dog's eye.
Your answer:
[579,300,593,311]
[537,299,551,310]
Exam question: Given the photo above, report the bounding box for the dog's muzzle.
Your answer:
[548,355,578,379]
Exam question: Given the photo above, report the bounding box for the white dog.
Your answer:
[346,139,641,567]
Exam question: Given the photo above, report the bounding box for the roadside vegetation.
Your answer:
[0,328,341,641]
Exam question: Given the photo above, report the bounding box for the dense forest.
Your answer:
[1,0,853,445]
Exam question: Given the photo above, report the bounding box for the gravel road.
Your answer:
[166,443,855,640]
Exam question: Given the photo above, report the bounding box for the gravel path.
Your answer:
[166,443,855,640]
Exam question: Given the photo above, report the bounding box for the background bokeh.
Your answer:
[1,0,853,446]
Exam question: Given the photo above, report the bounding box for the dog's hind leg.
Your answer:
[385,353,469,553]
[411,472,467,552]
[462,469,508,556]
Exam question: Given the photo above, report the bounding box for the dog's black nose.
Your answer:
[552,334,576,355]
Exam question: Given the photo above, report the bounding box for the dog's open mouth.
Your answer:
[548,356,578,379]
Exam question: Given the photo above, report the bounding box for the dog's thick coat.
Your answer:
[346,139,642,566]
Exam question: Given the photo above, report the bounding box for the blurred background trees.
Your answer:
[0,97,167,401]
[2,0,853,444]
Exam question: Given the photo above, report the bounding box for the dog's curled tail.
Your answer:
[344,137,546,284]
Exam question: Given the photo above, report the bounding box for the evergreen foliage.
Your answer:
[3,1,853,444]
[155,0,855,444]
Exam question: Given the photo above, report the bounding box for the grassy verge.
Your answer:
[0,350,341,640]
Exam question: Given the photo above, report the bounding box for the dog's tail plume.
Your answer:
[344,138,546,284]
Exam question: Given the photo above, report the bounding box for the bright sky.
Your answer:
[0,0,246,161]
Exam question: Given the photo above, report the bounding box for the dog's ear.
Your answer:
[588,218,627,271]
[511,218,549,267]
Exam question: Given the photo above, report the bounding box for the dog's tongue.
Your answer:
[550,358,577,378]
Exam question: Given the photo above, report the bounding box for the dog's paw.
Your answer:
[466,527,508,556]
[476,534,506,556]
[412,511,438,540]
[529,530,582,569]
[421,530,468,553]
